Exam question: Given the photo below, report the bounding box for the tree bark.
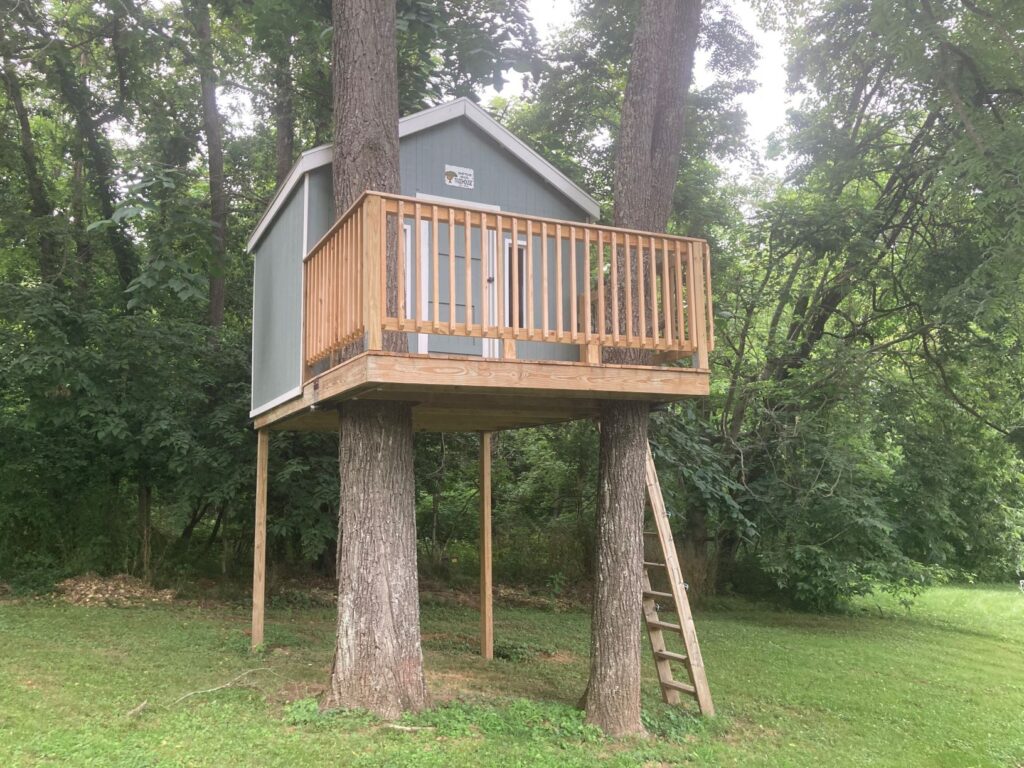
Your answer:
[585,0,702,736]
[1,57,61,283]
[272,47,295,186]
[137,482,152,584]
[324,400,427,717]
[189,0,228,327]
[585,401,649,735]
[324,0,427,718]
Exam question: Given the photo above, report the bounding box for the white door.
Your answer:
[413,194,501,358]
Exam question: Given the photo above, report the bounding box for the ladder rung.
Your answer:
[643,589,673,600]
[647,619,681,632]
[643,531,659,536]
[643,561,667,569]
[662,679,697,695]
[654,650,689,663]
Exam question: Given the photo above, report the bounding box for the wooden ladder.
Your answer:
[642,442,715,715]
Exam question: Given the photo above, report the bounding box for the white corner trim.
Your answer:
[249,385,303,419]
[246,98,601,252]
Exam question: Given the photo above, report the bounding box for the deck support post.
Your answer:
[363,193,384,351]
[479,431,494,659]
[251,428,269,650]
[689,242,709,370]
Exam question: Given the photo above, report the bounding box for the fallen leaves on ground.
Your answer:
[56,573,176,607]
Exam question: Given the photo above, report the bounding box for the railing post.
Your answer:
[690,242,709,370]
[362,194,383,351]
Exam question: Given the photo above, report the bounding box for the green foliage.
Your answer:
[1,0,1021,613]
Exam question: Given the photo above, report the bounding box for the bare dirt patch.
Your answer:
[56,573,176,607]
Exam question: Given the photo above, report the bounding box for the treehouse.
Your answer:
[246,98,716,715]
[247,98,714,434]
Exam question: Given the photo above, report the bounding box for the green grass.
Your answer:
[1,585,1022,766]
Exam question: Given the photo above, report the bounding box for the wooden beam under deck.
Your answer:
[253,351,709,434]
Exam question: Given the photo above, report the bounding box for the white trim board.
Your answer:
[250,385,303,419]
[246,98,601,251]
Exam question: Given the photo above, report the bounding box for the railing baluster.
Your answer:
[704,242,715,352]
[596,230,605,340]
[674,240,686,350]
[686,241,697,354]
[431,205,440,330]
[314,239,321,357]
[525,220,534,337]
[397,201,405,330]
[511,217,519,330]
[413,203,422,331]
[555,223,563,339]
[464,208,472,331]
[638,234,647,345]
[448,208,456,333]
[661,237,672,347]
[569,226,578,342]
[583,229,592,343]
[624,233,633,344]
[328,230,335,351]
[541,221,549,338]
[480,212,489,335]
[649,235,658,348]
[610,231,619,344]
[380,196,387,332]
[351,218,357,341]
[496,214,505,333]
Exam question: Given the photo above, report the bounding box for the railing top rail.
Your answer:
[374,191,708,246]
[303,189,377,262]
[304,190,709,263]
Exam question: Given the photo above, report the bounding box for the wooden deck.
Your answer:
[255,351,709,433]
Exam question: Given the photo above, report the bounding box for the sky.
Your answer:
[499,0,791,166]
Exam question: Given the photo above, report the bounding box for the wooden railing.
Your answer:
[304,192,714,374]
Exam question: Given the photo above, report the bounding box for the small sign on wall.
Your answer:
[444,164,474,189]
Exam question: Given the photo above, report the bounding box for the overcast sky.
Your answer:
[503,1,790,165]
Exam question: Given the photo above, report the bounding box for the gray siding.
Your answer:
[306,166,334,250]
[251,184,304,412]
[399,121,588,220]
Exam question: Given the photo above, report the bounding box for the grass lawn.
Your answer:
[0,584,1022,767]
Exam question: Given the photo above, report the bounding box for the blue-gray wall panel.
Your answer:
[399,121,588,221]
[251,185,304,411]
[306,166,334,250]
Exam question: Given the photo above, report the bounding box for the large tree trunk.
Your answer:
[272,47,295,187]
[1,57,61,283]
[137,482,152,584]
[42,37,140,292]
[584,0,702,736]
[585,401,649,735]
[189,0,228,328]
[324,0,427,718]
[324,401,425,717]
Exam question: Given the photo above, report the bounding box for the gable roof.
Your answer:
[247,97,601,251]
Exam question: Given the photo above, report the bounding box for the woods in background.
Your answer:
[1,0,1021,613]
